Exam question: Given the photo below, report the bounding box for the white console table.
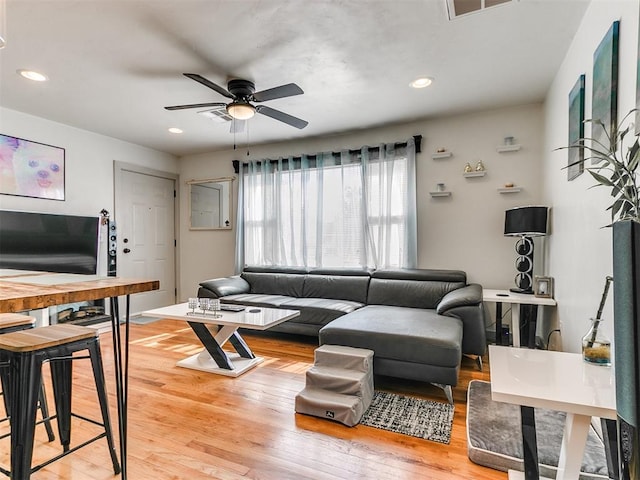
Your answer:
[489,345,616,480]
[483,289,557,348]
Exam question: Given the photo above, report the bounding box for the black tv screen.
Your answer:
[0,210,100,274]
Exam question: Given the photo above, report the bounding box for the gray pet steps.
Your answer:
[296,344,375,427]
[305,365,374,403]
[295,387,366,427]
[313,344,373,372]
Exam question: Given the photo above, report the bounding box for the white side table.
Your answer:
[489,345,616,480]
[483,289,557,347]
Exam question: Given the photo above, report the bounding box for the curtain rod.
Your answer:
[232,135,421,174]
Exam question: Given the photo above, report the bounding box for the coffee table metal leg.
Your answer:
[187,322,233,370]
[228,332,255,359]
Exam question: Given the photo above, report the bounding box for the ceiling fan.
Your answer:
[164,73,308,131]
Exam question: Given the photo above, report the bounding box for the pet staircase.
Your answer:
[295,344,374,427]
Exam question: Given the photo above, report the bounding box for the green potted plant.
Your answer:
[562,108,639,480]
[563,109,639,223]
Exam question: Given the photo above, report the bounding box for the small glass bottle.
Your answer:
[581,318,611,366]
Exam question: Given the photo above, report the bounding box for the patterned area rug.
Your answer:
[359,391,454,444]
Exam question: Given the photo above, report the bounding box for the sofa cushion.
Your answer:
[303,270,370,303]
[279,297,364,325]
[220,293,297,308]
[199,275,250,297]
[368,269,466,309]
[319,305,462,367]
[373,268,466,283]
[241,272,305,297]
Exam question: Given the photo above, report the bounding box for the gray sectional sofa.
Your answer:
[197,266,485,402]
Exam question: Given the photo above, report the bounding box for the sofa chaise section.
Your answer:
[318,269,484,401]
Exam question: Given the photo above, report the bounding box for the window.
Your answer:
[236,139,417,270]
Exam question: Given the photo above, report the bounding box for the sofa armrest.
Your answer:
[199,276,250,298]
[437,284,486,356]
[436,284,482,314]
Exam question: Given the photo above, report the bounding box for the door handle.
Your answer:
[123,248,131,254]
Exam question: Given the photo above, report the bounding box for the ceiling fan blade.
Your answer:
[165,102,227,111]
[230,119,246,134]
[252,83,304,102]
[183,73,234,99]
[256,105,308,129]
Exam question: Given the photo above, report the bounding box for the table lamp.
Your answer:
[504,206,548,294]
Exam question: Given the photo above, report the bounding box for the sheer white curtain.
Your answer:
[234,138,417,271]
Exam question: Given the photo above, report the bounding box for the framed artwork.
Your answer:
[568,74,585,181]
[0,134,65,200]
[591,20,619,163]
[534,276,554,298]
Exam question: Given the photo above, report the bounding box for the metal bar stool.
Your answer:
[0,323,120,479]
[0,314,55,442]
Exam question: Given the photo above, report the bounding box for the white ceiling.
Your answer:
[0,0,590,157]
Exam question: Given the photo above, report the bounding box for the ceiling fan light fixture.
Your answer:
[410,77,433,89]
[227,102,255,120]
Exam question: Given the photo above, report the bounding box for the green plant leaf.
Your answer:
[611,199,624,218]
[562,109,640,223]
[588,170,614,187]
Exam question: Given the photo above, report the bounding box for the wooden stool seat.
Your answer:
[0,324,97,353]
[0,314,55,446]
[0,313,36,330]
[0,323,120,478]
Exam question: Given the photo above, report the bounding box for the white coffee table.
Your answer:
[489,345,616,480]
[143,303,299,377]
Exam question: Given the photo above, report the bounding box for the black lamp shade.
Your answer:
[504,206,548,237]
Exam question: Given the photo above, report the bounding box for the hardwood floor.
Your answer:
[0,320,507,479]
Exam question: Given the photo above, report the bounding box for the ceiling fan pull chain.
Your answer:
[246,124,250,157]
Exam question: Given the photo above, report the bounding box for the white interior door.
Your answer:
[117,169,176,314]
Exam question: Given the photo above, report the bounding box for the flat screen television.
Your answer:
[0,210,100,274]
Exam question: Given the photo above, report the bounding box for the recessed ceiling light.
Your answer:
[168,127,183,134]
[17,69,48,82]
[410,77,433,89]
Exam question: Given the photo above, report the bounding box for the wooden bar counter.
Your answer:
[0,271,159,479]
[0,273,158,313]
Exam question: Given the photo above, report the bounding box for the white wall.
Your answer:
[0,107,178,215]
[0,107,179,272]
[543,0,639,352]
[178,103,544,301]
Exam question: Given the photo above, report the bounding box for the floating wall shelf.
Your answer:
[431,152,452,159]
[497,187,522,194]
[463,171,486,178]
[429,191,452,197]
[496,144,522,153]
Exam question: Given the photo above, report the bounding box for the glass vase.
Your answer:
[581,318,611,366]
